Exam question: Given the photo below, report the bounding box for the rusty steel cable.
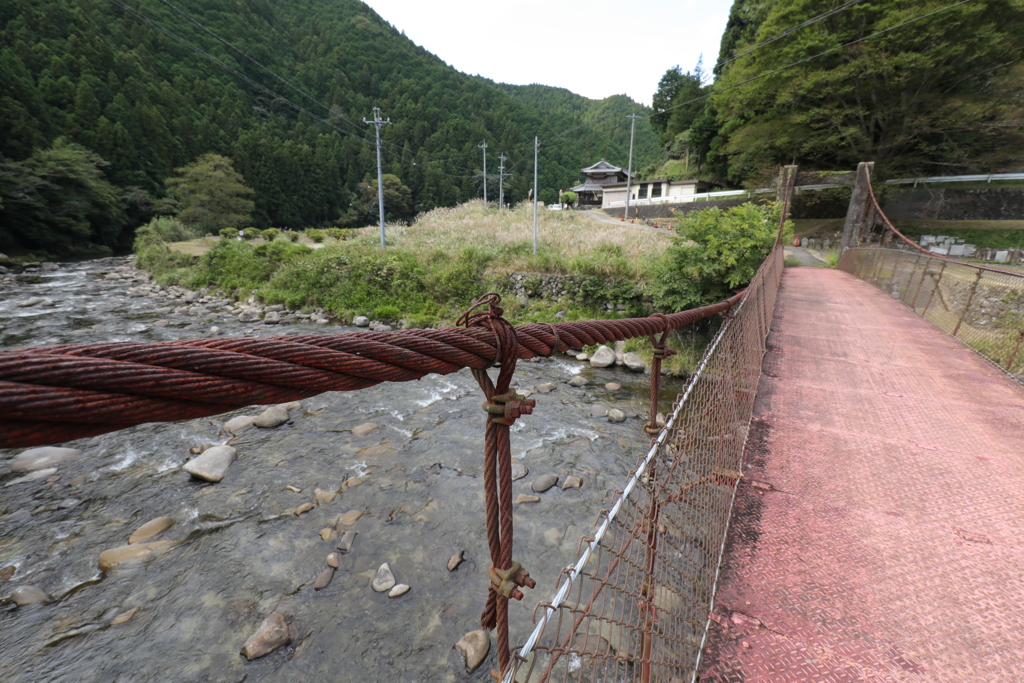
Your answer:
[0,297,743,450]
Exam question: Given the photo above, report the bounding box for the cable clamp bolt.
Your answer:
[482,391,536,426]
[488,560,537,601]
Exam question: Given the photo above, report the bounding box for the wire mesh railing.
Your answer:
[505,245,783,683]
[838,247,1024,381]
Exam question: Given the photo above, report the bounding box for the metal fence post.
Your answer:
[953,270,983,337]
[909,255,932,310]
[921,261,947,317]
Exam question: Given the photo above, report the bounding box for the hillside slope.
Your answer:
[0,0,649,255]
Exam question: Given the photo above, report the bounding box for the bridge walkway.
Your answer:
[701,266,1024,682]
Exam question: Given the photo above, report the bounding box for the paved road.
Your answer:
[579,209,674,235]
[701,267,1024,682]
[783,245,826,265]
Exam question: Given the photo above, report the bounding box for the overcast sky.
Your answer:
[360,0,733,105]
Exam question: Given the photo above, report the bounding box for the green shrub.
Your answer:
[133,217,197,250]
[650,202,786,312]
[219,228,239,240]
[306,229,326,243]
[241,228,259,240]
[261,228,280,241]
[326,227,345,240]
[373,304,402,322]
[288,232,299,242]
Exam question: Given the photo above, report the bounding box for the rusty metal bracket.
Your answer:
[488,560,537,601]
[482,390,536,426]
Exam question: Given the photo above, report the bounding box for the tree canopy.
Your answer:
[165,154,254,234]
[656,0,1024,186]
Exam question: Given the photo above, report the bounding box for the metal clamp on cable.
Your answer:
[482,390,536,426]
[488,561,537,601]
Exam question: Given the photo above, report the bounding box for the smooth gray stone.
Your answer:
[531,474,559,493]
[183,446,236,482]
[10,447,80,472]
[589,346,616,368]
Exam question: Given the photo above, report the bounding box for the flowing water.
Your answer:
[0,257,693,682]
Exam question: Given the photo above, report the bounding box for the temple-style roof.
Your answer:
[569,182,605,193]
[581,159,627,175]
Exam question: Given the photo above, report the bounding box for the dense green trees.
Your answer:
[0,0,658,256]
[165,154,254,234]
[0,139,130,256]
[656,0,1024,186]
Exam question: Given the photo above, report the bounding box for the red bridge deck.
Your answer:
[701,267,1024,682]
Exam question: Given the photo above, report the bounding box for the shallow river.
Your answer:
[0,257,691,682]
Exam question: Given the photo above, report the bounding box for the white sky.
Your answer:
[360,0,733,105]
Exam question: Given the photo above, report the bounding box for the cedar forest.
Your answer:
[2,0,1023,258]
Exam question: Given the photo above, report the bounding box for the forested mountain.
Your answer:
[651,0,1024,187]
[0,0,651,257]
[490,83,660,184]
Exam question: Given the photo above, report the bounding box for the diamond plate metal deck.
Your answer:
[701,266,1024,683]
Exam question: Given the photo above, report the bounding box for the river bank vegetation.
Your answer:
[134,201,784,374]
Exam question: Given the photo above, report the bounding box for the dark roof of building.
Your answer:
[569,182,605,193]
[581,159,625,174]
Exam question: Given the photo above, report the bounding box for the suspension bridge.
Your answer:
[2,167,1022,682]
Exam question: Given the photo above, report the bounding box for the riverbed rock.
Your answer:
[98,540,178,570]
[511,459,528,481]
[319,528,334,541]
[447,550,465,571]
[607,409,627,423]
[562,476,583,490]
[183,446,236,482]
[531,474,559,492]
[5,467,57,487]
[263,311,280,324]
[294,502,314,516]
[68,475,87,488]
[371,563,396,592]
[10,585,51,606]
[254,405,289,428]
[208,326,221,335]
[353,315,370,327]
[241,613,292,660]
[567,375,589,387]
[222,415,257,434]
[10,447,80,472]
[110,607,139,625]
[238,311,259,323]
[0,566,15,582]
[589,346,616,368]
[575,353,589,361]
[374,324,393,332]
[128,517,175,544]
[605,383,621,391]
[351,423,378,436]
[313,567,335,590]
[17,297,53,307]
[314,487,337,505]
[589,405,608,418]
[622,352,647,373]
[336,530,358,553]
[535,383,556,394]
[515,494,541,504]
[326,552,340,568]
[389,584,410,598]
[336,510,362,528]
[454,630,490,673]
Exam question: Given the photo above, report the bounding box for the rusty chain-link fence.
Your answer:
[505,245,784,683]
[839,247,1024,382]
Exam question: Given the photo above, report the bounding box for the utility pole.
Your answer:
[624,114,642,221]
[498,153,507,209]
[478,141,488,205]
[363,107,391,247]
[532,137,539,254]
